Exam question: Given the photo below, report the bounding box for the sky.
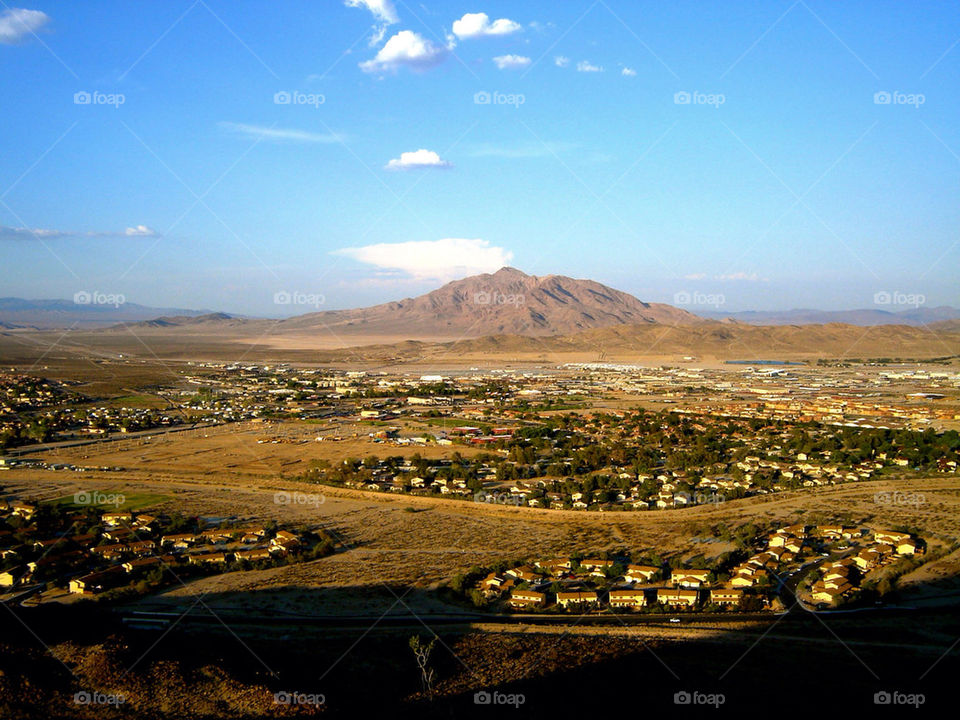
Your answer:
[0,0,958,316]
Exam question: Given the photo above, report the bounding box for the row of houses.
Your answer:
[507,586,745,611]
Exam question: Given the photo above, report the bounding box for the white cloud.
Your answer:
[333,238,513,280]
[554,55,569,67]
[621,67,637,77]
[344,0,398,25]
[0,8,50,44]
[493,54,531,70]
[219,122,342,144]
[576,60,603,73]
[1,224,158,240]
[345,0,398,47]
[385,148,451,170]
[125,225,157,237]
[359,30,446,73]
[452,12,522,39]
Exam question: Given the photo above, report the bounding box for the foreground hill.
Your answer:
[274,267,698,338]
[309,320,960,363]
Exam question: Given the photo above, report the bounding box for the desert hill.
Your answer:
[273,267,698,339]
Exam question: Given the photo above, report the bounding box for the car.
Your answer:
[669,617,681,623]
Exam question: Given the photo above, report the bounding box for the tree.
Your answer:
[409,634,437,700]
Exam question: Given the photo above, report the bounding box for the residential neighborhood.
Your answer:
[451,523,925,615]
[0,493,334,602]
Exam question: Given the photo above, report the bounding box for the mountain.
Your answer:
[119,312,248,329]
[696,306,960,326]
[0,298,212,330]
[275,267,698,339]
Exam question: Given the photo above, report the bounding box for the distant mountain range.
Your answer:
[2,272,958,348]
[0,297,211,329]
[698,307,960,326]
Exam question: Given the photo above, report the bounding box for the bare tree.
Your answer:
[409,634,437,700]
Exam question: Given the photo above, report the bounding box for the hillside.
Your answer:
[697,306,960,326]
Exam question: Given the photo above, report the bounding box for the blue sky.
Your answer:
[0,0,957,316]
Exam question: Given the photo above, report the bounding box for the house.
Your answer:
[89,543,128,561]
[731,570,768,588]
[823,575,850,590]
[68,566,125,594]
[480,573,507,592]
[161,533,199,547]
[657,588,699,607]
[768,533,792,548]
[783,538,805,554]
[538,558,571,575]
[608,588,648,609]
[581,558,614,571]
[508,589,546,609]
[505,566,539,582]
[101,511,133,527]
[235,547,273,562]
[122,556,175,573]
[126,540,156,556]
[133,514,159,529]
[812,582,849,605]
[0,567,25,587]
[895,538,919,555]
[11,502,37,518]
[670,569,711,588]
[625,565,659,583]
[189,552,229,565]
[710,589,744,606]
[201,529,231,544]
[853,550,881,570]
[556,590,600,609]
